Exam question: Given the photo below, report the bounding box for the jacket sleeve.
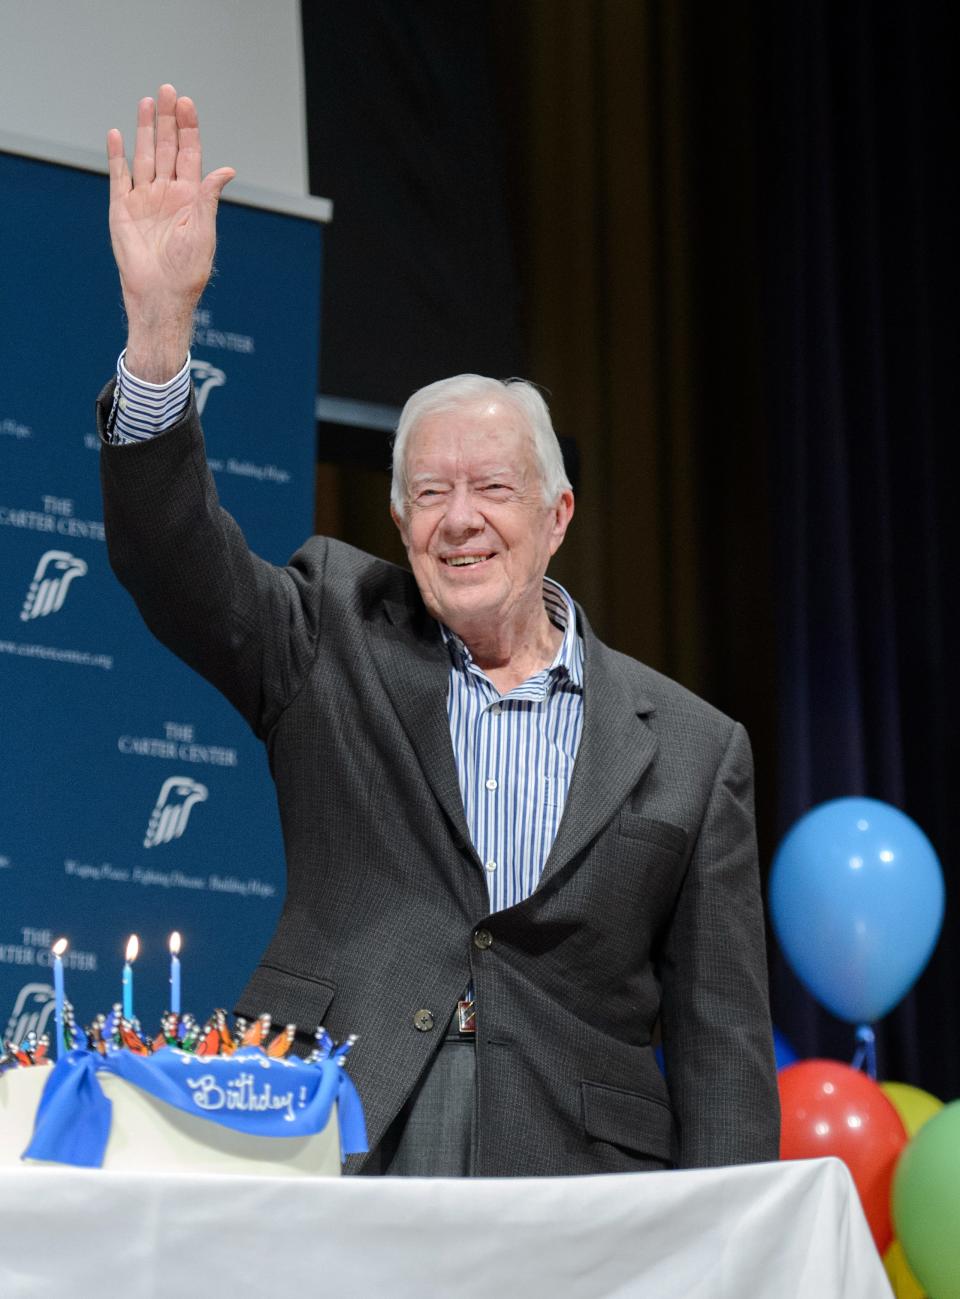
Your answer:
[657,721,781,1166]
[97,381,324,740]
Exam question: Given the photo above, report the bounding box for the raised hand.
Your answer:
[107,85,235,381]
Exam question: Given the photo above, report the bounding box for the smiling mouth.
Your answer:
[442,553,494,567]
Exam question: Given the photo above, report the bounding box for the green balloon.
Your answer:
[893,1100,960,1299]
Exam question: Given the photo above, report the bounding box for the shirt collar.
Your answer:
[440,578,583,690]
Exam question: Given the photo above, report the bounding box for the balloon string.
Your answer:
[850,1024,877,1079]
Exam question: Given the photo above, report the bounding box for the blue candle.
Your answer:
[169,931,182,1016]
[52,938,67,1060]
[122,934,138,1020]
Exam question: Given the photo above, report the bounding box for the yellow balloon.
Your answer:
[884,1238,927,1299]
[881,1083,944,1139]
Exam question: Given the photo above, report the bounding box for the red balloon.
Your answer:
[778,1060,908,1253]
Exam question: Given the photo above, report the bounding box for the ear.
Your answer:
[390,503,410,548]
[547,490,575,557]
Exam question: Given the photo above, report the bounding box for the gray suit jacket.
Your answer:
[99,387,780,1175]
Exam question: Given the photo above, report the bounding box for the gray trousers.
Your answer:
[363,1035,476,1177]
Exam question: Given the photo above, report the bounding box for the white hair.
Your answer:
[390,374,571,519]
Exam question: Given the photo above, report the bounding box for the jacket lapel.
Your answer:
[366,592,480,863]
[539,610,658,887]
[366,587,657,888]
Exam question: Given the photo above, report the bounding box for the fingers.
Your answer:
[132,96,156,188]
[121,85,228,196]
[200,166,236,212]
[106,128,131,201]
[200,168,237,227]
[174,95,201,185]
[154,83,178,181]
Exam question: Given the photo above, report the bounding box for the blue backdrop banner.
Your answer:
[0,149,323,1044]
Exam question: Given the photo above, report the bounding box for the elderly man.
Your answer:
[99,86,779,1176]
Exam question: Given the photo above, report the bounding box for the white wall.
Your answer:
[0,0,309,196]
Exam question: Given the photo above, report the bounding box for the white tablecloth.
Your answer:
[0,1157,891,1298]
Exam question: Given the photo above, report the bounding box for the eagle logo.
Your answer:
[4,982,55,1047]
[189,358,227,415]
[143,776,209,849]
[20,550,88,621]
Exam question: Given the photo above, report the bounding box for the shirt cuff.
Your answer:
[108,350,192,444]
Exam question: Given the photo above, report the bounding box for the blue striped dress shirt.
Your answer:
[109,357,585,909]
[441,580,584,911]
[108,351,193,443]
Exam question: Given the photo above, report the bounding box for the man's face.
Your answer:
[392,399,573,638]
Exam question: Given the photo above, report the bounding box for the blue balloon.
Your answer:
[773,1026,799,1069]
[769,797,944,1023]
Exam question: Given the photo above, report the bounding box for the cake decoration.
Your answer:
[0,1031,50,1070]
[0,932,368,1171]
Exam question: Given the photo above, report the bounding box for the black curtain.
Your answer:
[300,1,960,1098]
[301,0,522,407]
[759,1,960,1095]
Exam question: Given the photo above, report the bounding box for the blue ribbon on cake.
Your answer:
[23,1046,368,1168]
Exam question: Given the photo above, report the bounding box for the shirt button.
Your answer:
[484,860,497,872]
[490,704,502,716]
[413,1009,435,1032]
[473,929,494,950]
[485,778,498,791]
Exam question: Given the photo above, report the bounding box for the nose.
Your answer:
[440,483,484,539]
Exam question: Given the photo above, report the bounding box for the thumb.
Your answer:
[200,166,236,211]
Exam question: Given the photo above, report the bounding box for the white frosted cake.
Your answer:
[0,1064,342,1176]
[1,955,365,1175]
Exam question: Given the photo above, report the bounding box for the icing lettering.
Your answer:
[186,1071,302,1122]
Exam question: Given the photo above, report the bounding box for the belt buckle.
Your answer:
[456,998,476,1035]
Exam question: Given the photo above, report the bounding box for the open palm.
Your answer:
[107,85,234,309]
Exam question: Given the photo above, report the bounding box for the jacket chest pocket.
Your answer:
[608,812,689,919]
[617,812,688,857]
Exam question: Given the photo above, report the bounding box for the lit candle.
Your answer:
[52,938,68,1061]
[169,931,182,1017]
[122,934,139,1021]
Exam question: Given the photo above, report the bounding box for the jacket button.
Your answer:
[413,1009,435,1032]
[473,929,493,951]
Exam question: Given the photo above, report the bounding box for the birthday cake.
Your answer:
[0,1009,367,1177]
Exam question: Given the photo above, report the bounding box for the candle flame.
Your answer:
[169,931,181,956]
[125,934,140,963]
[52,938,68,957]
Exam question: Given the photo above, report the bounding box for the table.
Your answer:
[0,1156,892,1297]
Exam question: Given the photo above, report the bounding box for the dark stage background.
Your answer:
[301,2,958,1098]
